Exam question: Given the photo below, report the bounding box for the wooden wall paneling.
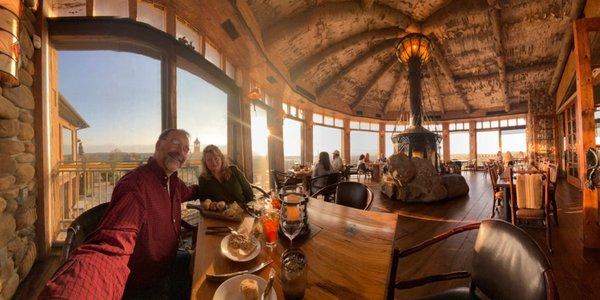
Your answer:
[573,18,600,249]
[303,110,313,165]
[379,122,385,158]
[469,121,477,162]
[442,123,450,161]
[343,119,350,164]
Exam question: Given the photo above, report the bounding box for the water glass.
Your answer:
[281,248,307,300]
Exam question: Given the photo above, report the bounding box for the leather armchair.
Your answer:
[388,219,558,300]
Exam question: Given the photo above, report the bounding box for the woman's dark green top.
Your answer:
[197,165,254,206]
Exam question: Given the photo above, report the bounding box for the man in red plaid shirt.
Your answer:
[41,129,199,299]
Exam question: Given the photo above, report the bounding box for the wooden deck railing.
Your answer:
[51,160,201,244]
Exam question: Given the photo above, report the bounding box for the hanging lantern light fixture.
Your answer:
[0,0,21,87]
[247,87,261,101]
[395,33,431,65]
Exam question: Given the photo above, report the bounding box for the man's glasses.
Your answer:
[164,138,190,153]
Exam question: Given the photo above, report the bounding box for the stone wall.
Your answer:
[0,7,38,299]
[527,89,558,164]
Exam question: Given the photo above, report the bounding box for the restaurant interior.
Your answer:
[1,0,600,299]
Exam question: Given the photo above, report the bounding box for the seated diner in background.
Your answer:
[312,151,333,194]
[357,153,371,174]
[197,144,254,207]
[41,128,199,299]
[331,149,344,172]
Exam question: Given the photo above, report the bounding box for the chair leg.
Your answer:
[551,194,559,226]
[491,197,496,218]
[546,217,552,254]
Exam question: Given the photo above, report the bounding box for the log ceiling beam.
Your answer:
[383,68,405,113]
[488,0,510,112]
[263,2,413,49]
[316,39,397,97]
[455,62,555,83]
[290,27,405,81]
[547,0,586,96]
[426,63,445,114]
[350,56,397,109]
[428,37,473,113]
[421,0,488,35]
[361,0,374,10]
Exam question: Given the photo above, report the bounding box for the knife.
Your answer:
[261,268,276,300]
[206,260,273,282]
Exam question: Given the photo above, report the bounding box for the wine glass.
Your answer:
[280,201,304,248]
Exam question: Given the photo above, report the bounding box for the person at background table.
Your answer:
[364,152,372,163]
[378,153,389,173]
[197,144,254,207]
[312,151,333,194]
[357,153,371,174]
[331,149,344,172]
[41,128,199,299]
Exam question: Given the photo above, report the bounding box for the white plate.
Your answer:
[220,234,261,262]
[213,274,277,300]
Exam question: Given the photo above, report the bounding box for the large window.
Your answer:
[177,67,228,156]
[449,131,469,160]
[250,105,270,189]
[385,132,395,157]
[59,51,161,161]
[313,125,342,162]
[477,130,499,164]
[501,129,526,155]
[283,118,302,170]
[350,131,378,164]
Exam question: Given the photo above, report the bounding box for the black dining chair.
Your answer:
[270,169,301,190]
[388,219,558,300]
[314,181,373,210]
[309,172,343,196]
[62,202,109,260]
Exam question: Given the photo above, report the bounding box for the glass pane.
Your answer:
[436,124,443,132]
[517,118,526,126]
[225,60,235,79]
[204,41,221,68]
[482,122,490,129]
[476,122,482,129]
[290,106,297,117]
[501,129,526,155]
[282,103,288,114]
[449,131,469,160]
[360,122,370,130]
[350,131,378,164]
[455,123,463,130]
[52,0,86,17]
[313,125,342,162]
[334,118,343,127]
[298,109,305,119]
[449,123,456,131]
[463,123,469,130]
[250,106,270,189]
[500,119,508,127]
[177,67,228,155]
[137,0,166,31]
[323,116,334,126]
[370,123,379,131]
[385,124,396,131]
[476,130,499,164]
[385,132,395,157]
[59,50,161,162]
[62,127,73,162]
[490,120,498,128]
[177,17,201,53]
[94,0,128,17]
[508,118,517,126]
[284,118,302,170]
[350,121,360,129]
[313,113,323,124]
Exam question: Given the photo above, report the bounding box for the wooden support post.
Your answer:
[161,51,176,130]
[267,106,284,175]
[128,0,137,20]
[573,18,600,249]
[303,110,314,165]
[442,123,450,161]
[343,119,351,164]
[469,121,477,164]
[379,122,386,158]
[239,72,253,180]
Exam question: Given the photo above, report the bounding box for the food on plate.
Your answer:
[209,201,219,211]
[240,278,259,300]
[227,232,257,257]
[216,201,226,210]
[202,199,212,210]
[223,202,243,218]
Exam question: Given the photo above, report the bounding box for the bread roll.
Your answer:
[240,278,259,300]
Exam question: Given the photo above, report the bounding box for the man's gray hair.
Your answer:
[158,128,190,141]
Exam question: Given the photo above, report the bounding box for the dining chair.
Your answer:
[486,163,504,218]
[508,168,553,252]
[547,163,559,226]
[270,169,301,190]
[62,202,109,260]
[387,219,558,300]
[332,181,373,210]
[309,172,343,197]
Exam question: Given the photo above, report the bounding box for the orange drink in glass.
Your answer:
[261,209,280,249]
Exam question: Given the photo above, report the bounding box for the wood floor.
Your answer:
[13,172,600,299]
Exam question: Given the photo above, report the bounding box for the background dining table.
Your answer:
[191,198,400,299]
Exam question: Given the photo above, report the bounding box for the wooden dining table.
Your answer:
[191,199,400,299]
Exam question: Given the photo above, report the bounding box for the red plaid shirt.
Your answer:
[41,157,198,299]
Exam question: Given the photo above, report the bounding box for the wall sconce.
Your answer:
[246,87,261,101]
[0,0,21,87]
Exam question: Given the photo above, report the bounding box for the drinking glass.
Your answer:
[281,248,307,300]
[261,209,279,250]
[280,201,304,248]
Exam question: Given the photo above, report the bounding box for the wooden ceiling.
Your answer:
[238,0,582,119]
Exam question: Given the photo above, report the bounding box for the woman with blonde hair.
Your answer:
[197,144,254,206]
